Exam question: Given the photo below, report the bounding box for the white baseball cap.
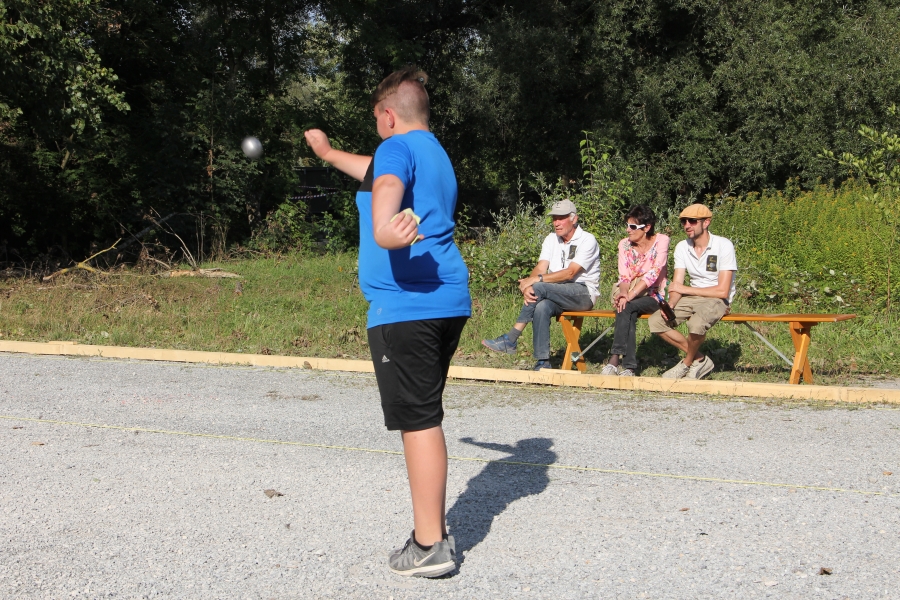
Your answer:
[548,199,577,216]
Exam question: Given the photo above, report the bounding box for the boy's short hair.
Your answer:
[371,66,430,125]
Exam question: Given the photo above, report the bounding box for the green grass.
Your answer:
[1,251,897,386]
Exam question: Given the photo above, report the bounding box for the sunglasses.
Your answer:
[680,217,704,225]
[626,223,647,231]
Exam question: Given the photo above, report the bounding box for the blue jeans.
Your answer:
[516,282,594,360]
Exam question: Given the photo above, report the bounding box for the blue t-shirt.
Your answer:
[356,130,471,328]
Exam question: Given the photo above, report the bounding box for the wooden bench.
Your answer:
[557,310,857,384]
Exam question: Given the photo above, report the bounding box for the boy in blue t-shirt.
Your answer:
[304,67,470,578]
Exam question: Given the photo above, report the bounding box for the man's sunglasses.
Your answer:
[680,217,704,225]
[626,223,647,231]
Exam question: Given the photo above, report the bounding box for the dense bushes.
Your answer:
[714,183,893,313]
[458,204,546,293]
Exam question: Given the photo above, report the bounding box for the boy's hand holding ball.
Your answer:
[390,208,423,246]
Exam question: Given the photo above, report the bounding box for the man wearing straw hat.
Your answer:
[648,203,737,380]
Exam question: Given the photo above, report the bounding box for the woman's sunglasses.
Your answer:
[626,223,647,231]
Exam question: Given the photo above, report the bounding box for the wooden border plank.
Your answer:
[1,340,898,404]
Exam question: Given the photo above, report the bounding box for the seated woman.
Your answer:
[601,205,669,376]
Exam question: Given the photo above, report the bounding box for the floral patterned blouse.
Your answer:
[616,233,670,294]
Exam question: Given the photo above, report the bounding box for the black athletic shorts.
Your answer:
[368,317,468,431]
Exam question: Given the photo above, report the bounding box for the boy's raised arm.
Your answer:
[303,129,371,182]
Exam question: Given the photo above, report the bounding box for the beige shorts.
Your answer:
[648,295,729,336]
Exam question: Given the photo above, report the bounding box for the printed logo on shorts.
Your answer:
[706,255,718,272]
[381,355,390,363]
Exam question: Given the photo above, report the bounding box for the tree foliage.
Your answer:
[2,0,900,262]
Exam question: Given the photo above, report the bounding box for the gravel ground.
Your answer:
[1,352,899,599]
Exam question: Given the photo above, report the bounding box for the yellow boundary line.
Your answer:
[1,340,899,404]
[3,414,896,498]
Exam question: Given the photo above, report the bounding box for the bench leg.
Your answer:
[788,322,814,384]
[559,316,585,372]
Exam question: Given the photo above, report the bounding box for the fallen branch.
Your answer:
[143,255,174,271]
[42,239,122,282]
[159,268,241,279]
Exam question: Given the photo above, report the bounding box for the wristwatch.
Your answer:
[538,274,543,282]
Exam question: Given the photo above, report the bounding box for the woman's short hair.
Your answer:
[625,205,656,236]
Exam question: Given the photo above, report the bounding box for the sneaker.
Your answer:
[661,360,689,379]
[444,533,456,557]
[618,368,635,377]
[532,359,552,371]
[686,356,715,380]
[482,334,517,354]
[388,534,455,578]
[394,530,456,559]
[600,363,619,376]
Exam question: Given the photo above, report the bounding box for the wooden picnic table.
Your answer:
[557,310,857,384]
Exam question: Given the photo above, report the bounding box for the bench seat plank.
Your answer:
[559,310,856,323]
[556,310,857,384]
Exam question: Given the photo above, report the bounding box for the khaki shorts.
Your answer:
[648,295,729,336]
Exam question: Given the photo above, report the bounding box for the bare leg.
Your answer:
[401,426,448,547]
[441,488,447,537]
[512,322,526,332]
[684,333,706,366]
[656,329,705,366]
[657,329,688,354]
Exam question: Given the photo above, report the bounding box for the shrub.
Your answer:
[531,133,635,272]
[247,199,315,253]
[461,133,645,295]
[460,203,546,294]
[246,190,359,255]
[707,182,891,313]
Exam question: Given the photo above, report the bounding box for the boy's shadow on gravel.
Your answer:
[446,437,555,567]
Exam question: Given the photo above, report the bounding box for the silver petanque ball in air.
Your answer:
[241,136,263,159]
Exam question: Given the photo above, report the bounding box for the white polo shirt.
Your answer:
[538,226,601,303]
[673,232,737,303]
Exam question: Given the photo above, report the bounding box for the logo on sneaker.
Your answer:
[381,355,390,363]
[413,552,435,567]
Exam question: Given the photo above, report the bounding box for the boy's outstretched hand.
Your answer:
[304,129,332,160]
[302,129,371,182]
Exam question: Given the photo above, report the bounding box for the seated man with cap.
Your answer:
[648,203,737,379]
[482,199,600,370]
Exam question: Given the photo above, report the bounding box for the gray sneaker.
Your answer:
[661,360,689,379]
[600,363,619,376]
[389,535,455,578]
[618,368,635,377]
[686,356,715,380]
[445,533,455,557]
[482,334,517,354]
